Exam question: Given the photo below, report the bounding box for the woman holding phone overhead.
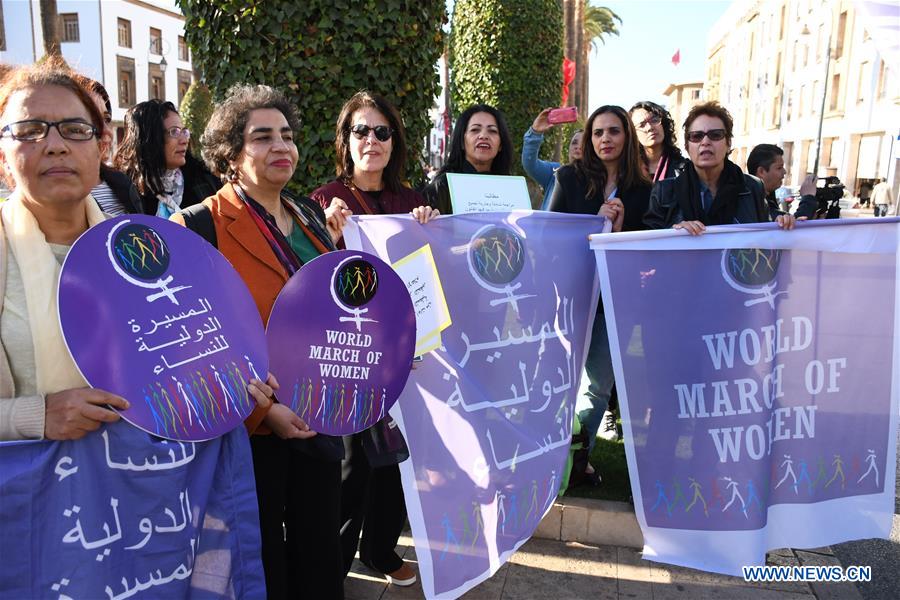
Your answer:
[522,107,583,210]
[422,103,514,214]
[548,104,651,483]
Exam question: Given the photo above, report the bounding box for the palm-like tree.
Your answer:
[584,4,621,54]
[576,3,620,115]
[40,0,62,58]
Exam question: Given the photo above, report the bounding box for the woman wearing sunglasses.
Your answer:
[422,103,513,214]
[644,101,795,234]
[310,90,437,245]
[629,101,686,183]
[114,99,220,217]
[310,91,432,588]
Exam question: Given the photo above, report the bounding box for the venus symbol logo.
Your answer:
[331,255,379,331]
[107,220,191,304]
[467,225,534,314]
[721,248,787,309]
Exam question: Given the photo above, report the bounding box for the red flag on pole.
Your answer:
[671,49,681,66]
[561,57,576,106]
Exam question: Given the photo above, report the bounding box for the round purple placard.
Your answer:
[58,215,268,441]
[266,250,416,435]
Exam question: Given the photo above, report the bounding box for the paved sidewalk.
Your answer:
[346,534,862,600]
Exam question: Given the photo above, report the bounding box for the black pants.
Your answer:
[251,434,344,600]
[340,434,407,575]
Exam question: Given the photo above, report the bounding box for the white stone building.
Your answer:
[0,0,195,142]
[705,0,899,199]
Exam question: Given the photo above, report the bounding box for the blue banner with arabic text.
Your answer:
[0,421,265,599]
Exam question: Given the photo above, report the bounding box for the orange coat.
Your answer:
[171,182,330,434]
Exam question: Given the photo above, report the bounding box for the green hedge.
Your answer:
[179,81,213,156]
[450,0,563,177]
[178,0,446,193]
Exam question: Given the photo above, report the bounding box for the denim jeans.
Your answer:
[578,310,616,452]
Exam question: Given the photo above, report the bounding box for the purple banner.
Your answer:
[591,219,900,575]
[346,211,607,598]
[266,250,415,435]
[59,215,268,441]
[0,421,265,599]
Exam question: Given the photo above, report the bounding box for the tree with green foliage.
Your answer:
[177,0,445,192]
[449,0,563,175]
[179,81,213,155]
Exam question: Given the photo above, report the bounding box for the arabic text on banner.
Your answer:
[346,211,607,598]
[0,421,265,598]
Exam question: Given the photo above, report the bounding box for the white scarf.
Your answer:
[2,192,106,393]
[155,169,185,218]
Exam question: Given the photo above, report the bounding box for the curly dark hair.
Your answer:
[113,99,182,197]
[438,103,512,176]
[201,84,301,180]
[629,100,682,164]
[334,91,408,193]
[574,105,649,200]
[683,101,734,149]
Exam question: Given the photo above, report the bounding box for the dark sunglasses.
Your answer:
[686,129,727,143]
[350,124,393,142]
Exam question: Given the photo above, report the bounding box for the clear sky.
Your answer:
[585,0,732,110]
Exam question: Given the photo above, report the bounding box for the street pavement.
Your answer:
[346,534,863,600]
[831,433,900,600]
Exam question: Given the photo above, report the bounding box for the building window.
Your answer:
[799,84,806,116]
[857,61,871,103]
[149,63,166,101]
[117,56,136,108]
[60,13,79,43]
[178,36,189,61]
[149,27,162,55]
[875,62,891,99]
[118,18,132,48]
[829,73,841,111]
[177,69,192,106]
[834,11,848,59]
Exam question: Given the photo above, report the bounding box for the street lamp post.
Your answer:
[804,5,833,178]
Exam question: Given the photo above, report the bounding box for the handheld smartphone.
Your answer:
[548,106,578,124]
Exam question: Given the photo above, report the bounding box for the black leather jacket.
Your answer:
[644,166,768,229]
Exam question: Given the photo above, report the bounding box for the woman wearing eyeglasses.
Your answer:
[644,101,795,234]
[629,101,686,183]
[310,91,437,245]
[0,63,134,441]
[422,103,514,214]
[309,91,433,588]
[114,99,220,218]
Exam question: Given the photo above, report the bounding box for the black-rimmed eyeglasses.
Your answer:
[0,119,98,142]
